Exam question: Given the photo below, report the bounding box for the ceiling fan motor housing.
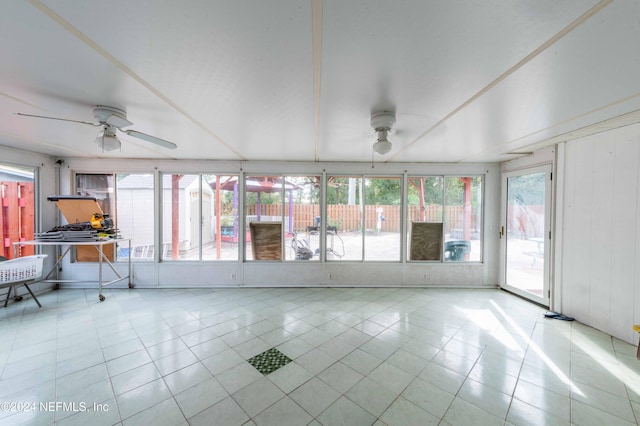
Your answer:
[93,105,132,128]
[370,111,396,132]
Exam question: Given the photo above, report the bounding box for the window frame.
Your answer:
[407,174,484,263]
[160,172,241,262]
[67,167,485,265]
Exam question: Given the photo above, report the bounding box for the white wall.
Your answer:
[559,123,640,344]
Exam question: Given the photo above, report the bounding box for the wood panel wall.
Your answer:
[561,125,640,343]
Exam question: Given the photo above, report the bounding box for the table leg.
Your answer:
[98,244,105,301]
[11,245,22,301]
[128,239,133,288]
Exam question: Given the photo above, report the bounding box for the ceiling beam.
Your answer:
[312,0,323,162]
[388,0,613,162]
[27,0,247,160]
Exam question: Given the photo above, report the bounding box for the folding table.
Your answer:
[14,239,131,301]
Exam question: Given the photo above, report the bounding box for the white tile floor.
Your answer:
[1,287,640,425]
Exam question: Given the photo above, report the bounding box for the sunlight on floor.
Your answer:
[563,326,640,397]
[455,306,523,352]
[490,300,586,397]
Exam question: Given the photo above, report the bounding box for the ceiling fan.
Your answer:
[16,105,177,151]
[370,111,396,155]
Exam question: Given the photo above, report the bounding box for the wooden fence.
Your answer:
[1,181,35,258]
[247,204,479,233]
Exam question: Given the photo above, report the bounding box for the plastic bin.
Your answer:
[0,254,47,307]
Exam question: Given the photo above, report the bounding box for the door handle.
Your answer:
[499,226,505,239]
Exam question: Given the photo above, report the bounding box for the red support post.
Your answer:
[2,182,20,259]
[0,183,4,258]
[19,183,35,256]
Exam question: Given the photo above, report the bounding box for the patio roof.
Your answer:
[208,176,301,193]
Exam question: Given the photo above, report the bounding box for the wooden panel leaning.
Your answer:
[409,222,443,261]
[249,222,282,260]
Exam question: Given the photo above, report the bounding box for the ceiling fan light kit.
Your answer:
[95,125,121,151]
[373,135,392,155]
[370,111,396,155]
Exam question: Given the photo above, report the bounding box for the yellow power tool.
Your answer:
[90,213,114,230]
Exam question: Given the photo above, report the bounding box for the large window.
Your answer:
[364,177,401,261]
[325,175,402,261]
[242,175,322,261]
[204,175,240,261]
[77,173,155,261]
[162,173,239,261]
[76,174,115,215]
[244,175,283,260]
[71,170,483,264]
[76,173,117,262]
[285,176,320,261]
[116,174,155,261]
[407,176,443,223]
[408,175,482,261]
[326,176,363,261]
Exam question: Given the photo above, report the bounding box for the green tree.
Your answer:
[365,178,401,205]
[327,177,359,205]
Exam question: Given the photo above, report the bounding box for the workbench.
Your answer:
[13,238,132,301]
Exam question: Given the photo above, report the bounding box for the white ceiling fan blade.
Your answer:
[106,114,133,129]
[124,130,177,149]
[15,112,98,127]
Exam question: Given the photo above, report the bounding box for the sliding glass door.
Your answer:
[501,165,552,306]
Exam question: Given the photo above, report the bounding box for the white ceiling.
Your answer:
[1,0,639,163]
